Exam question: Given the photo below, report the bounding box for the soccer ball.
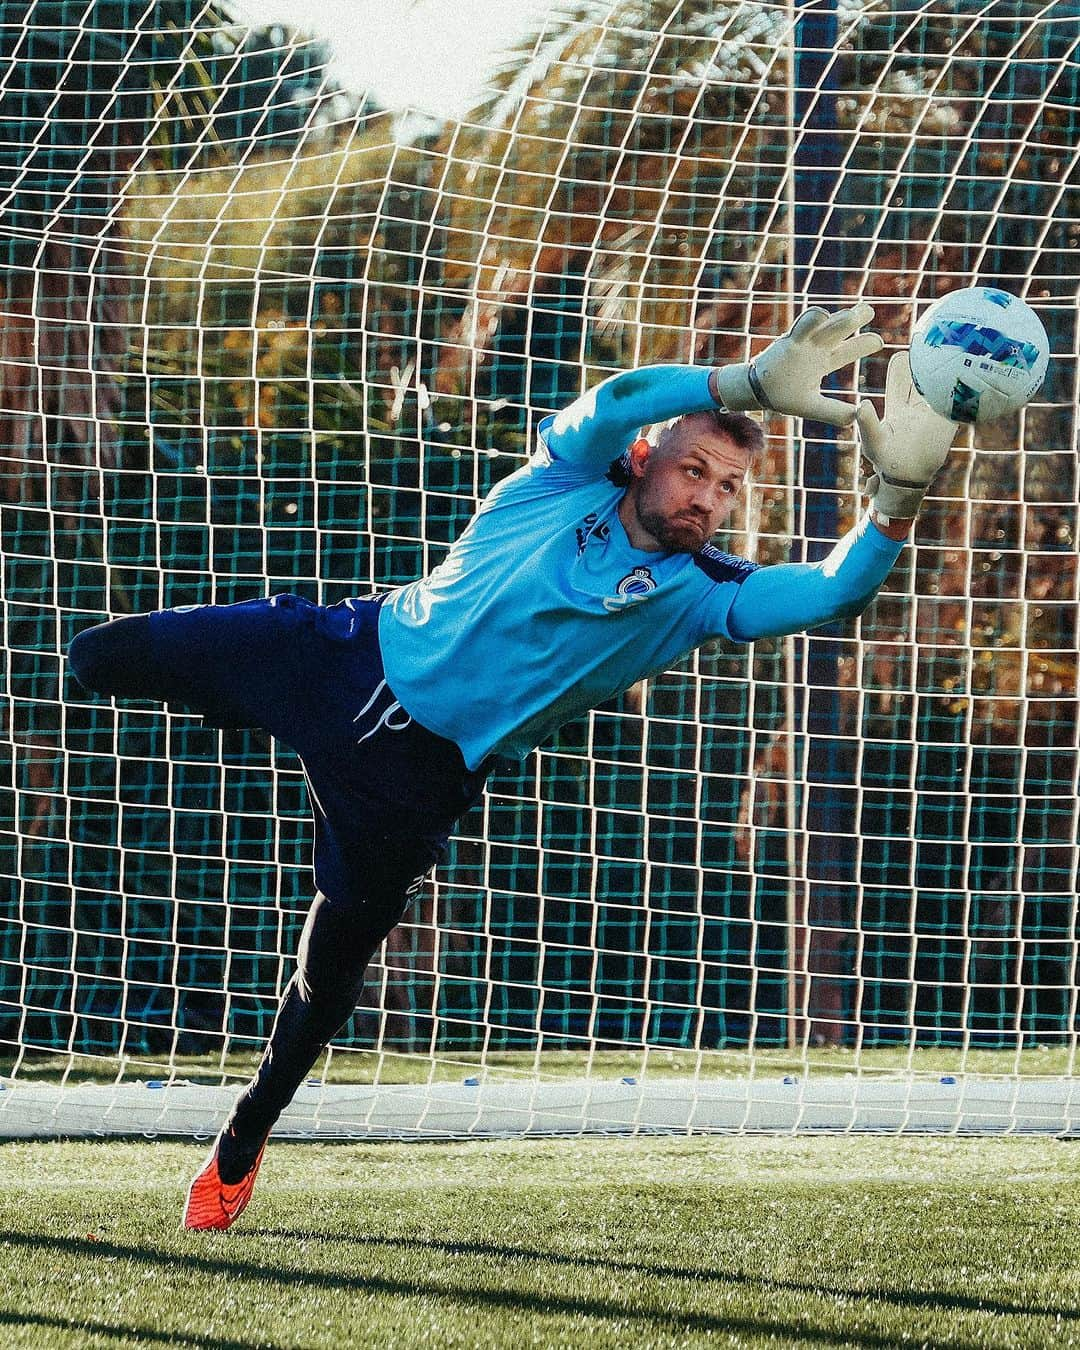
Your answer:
[908,286,1049,424]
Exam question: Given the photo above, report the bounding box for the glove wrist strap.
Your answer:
[870,474,928,522]
[746,363,768,407]
[711,363,759,413]
[880,470,930,491]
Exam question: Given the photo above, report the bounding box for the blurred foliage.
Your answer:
[432,1,792,388]
[0,0,363,485]
[121,123,409,444]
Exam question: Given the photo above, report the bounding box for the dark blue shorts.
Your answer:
[146,594,490,911]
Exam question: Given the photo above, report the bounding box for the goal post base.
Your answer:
[3,1076,1079,1141]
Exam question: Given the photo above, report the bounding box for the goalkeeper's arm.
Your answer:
[727,514,902,641]
[725,352,958,642]
[541,303,882,474]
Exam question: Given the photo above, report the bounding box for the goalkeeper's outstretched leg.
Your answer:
[68,613,177,703]
[184,886,405,1230]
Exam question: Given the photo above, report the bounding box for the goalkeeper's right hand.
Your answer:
[855,350,958,523]
[711,302,882,427]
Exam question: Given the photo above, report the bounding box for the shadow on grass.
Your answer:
[250,1227,1080,1325]
[0,1228,1072,1349]
[0,1309,258,1349]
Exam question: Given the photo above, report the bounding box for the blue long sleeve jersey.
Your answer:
[379,364,903,769]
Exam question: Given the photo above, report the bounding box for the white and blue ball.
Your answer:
[908,286,1049,424]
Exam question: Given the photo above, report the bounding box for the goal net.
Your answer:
[1,0,1077,1140]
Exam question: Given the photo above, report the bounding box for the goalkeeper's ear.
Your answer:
[625,437,651,480]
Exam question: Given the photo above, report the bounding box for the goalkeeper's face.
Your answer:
[622,415,749,554]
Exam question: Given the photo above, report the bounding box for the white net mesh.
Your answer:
[1,0,1078,1138]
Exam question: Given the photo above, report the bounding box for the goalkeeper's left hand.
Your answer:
[711,302,883,427]
[855,350,958,523]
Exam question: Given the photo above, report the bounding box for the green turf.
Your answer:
[2,1137,1080,1347]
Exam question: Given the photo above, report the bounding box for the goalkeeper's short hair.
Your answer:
[606,408,764,487]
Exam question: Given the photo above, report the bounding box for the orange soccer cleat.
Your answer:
[182,1128,268,1231]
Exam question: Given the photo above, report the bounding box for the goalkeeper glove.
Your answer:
[855,350,958,523]
[711,302,882,427]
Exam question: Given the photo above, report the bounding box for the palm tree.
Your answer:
[429,1,792,408]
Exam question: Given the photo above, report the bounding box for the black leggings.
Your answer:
[69,612,469,1173]
[223,888,400,1166]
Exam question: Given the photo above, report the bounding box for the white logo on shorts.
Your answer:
[353,678,412,745]
[405,872,429,902]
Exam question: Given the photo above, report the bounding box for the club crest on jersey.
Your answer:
[603,566,656,612]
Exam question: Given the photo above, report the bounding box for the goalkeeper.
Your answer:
[66,304,956,1230]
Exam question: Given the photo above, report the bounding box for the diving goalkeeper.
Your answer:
[66,304,956,1230]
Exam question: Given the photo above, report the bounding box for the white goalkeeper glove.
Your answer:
[711,302,883,427]
[855,350,958,523]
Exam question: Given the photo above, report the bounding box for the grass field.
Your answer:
[2,1135,1080,1347]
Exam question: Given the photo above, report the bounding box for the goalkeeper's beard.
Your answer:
[630,493,713,553]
